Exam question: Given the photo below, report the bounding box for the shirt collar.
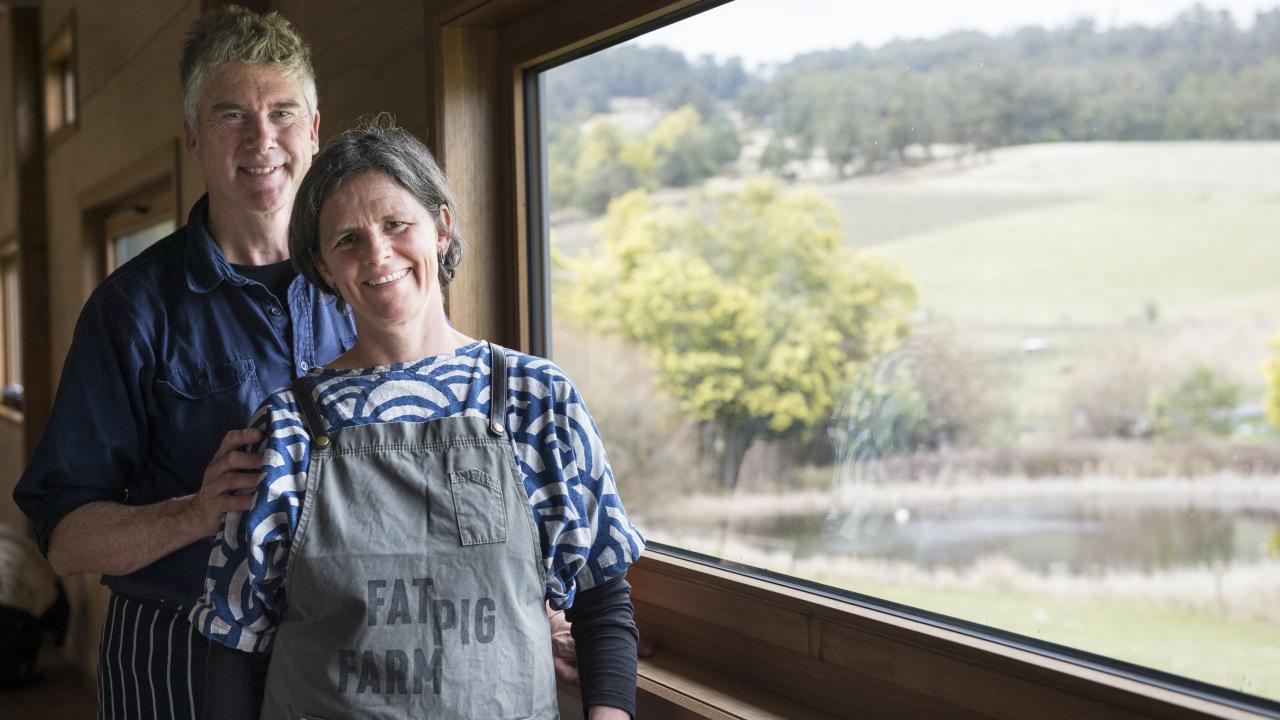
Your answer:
[184,195,249,294]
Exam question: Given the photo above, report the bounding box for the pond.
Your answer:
[681,501,1280,574]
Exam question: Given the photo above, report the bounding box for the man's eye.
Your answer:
[274,111,294,120]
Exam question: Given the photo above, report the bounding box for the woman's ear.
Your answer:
[436,205,454,254]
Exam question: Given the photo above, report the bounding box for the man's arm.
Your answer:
[46,428,263,577]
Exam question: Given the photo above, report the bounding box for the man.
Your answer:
[13,8,349,717]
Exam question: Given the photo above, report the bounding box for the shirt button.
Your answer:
[269,306,282,316]
[299,361,310,372]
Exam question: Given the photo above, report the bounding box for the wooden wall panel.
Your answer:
[437,23,514,345]
[55,0,191,113]
[0,9,15,240]
[43,5,197,383]
[274,0,429,145]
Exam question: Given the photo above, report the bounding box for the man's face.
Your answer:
[184,63,320,219]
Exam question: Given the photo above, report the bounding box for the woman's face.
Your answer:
[315,171,451,330]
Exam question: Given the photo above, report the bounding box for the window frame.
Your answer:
[42,10,78,147]
[101,184,176,275]
[0,239,22,422]
[78,139,180,292]
[430,1,1280,717]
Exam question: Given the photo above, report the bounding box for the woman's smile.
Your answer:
[367,268,412,287]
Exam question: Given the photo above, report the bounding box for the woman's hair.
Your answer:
[289,117,464,307]
[180,5,318,127]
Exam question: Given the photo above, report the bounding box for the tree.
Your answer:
[1149,366,1240,438]
[571,118,645,215]
[646,105,740,188]
[566,179,917,488]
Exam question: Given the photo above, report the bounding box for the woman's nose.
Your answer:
[362,232,392,264]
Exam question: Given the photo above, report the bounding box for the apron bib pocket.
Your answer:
[449,468,508,545]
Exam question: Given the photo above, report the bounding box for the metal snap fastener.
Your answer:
[490,421,504,435]
[315,435,331,448]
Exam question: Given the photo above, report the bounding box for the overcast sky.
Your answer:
[636,0,1279,67]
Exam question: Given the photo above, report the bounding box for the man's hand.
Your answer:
[45,427,266,577]
[549,604,578,685]
[182,428,264,537]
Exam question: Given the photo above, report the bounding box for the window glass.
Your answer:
[44,24,76,135]
[110,219,174,271]
[1,253,21,412]
[538,0,1280,701]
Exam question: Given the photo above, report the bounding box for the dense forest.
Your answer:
[546,5,1280,179]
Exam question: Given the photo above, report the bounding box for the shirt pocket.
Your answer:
[449,468,508,546]
[152,356,263,489]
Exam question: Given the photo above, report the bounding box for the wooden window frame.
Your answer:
[43,10,78,148]
[429,1,1280,718]
[79,140,181,292]
[0,239,22,424]
[101,185,176,275]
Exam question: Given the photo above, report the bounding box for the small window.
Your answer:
[43,18,77,138]
[0,244,21,415]
[103,187,175,274]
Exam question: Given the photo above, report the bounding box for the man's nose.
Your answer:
[243,114,276,151]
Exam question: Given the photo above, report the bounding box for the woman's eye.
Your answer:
[386,220,406,230]
[335,234,355,247]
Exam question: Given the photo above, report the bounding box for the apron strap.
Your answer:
[487,341,508,437]
[289,376,331,448]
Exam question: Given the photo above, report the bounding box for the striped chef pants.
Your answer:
[96,593,207,720]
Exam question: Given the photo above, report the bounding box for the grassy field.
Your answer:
[872,196,1280,324]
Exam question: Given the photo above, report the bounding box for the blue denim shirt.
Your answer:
[14,196,355,611]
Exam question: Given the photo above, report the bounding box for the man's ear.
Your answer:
[309,111,321,155]
[184,119,199,158]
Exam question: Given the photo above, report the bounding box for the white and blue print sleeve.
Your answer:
[508,355,645,609]
[189,390,312,652]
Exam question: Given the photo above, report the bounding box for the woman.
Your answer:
[190,122,644,719]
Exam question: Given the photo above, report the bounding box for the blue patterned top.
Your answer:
[190,341,644,652]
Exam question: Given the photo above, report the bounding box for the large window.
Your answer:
[533,0,1280,705]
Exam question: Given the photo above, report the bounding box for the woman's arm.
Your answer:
[565,574,639,719]
[203,642,270,719]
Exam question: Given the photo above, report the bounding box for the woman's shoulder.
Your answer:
[498,347,579,400]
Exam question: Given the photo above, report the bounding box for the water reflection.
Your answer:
[698,502,1278,573]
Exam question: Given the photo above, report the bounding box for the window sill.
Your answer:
[627,551,1277,720]
[0,405,23,427]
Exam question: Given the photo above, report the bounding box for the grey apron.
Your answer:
[259,343,558,720]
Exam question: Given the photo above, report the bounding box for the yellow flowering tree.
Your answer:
[566,179,917,488]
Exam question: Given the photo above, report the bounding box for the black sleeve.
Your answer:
[202,642,270,720]
[565,574,638,719]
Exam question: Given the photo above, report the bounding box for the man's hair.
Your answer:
[179,5,318,126]
[290,116,465,309]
